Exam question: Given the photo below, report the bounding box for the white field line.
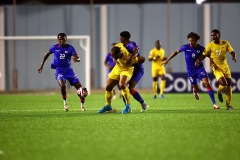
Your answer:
[0,108,89,113]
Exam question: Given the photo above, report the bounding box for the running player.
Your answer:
[38,33,87,112]
[195,29,237,110]
[162,32,220,109]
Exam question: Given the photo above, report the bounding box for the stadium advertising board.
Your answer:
[164,73,240,93]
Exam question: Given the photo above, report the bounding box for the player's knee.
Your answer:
[106,85,113,91]
[119,84,125,90]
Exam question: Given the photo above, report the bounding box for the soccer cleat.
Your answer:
[98,105,112,114]
[153,95,157,99]
[122,104,131,114]
[160,94,165,99]
[81,106,87,112]
[218,92,223,103]
[213,104,220,109]
[193,92,199,100]
[140,103,149,112]
[64,104,69,112]
[226,106,234,110]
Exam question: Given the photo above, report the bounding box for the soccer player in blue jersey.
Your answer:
[38,33,88,112]
[161,32,220,109]
[104,42,121,99]
[119,31,149,112]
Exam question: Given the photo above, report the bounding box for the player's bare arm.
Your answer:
[195,53,206,66]
[38,52,51,73]
[230,51,237,63]
[126,47,138,65]
[161,50,179,66]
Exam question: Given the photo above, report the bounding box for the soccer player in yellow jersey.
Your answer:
[149,40,167,99]
[195,29,237,110]
[98,43,145,114]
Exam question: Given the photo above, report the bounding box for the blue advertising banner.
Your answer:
[164,73,240,93]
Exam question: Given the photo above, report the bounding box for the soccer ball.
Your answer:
[77,87,88,97]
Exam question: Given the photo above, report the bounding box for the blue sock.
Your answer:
[131,89,144,104]
[208,89,216,104]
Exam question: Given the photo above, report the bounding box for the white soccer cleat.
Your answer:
[140,103,149,112]
[81,104,87,111]
[193,92,200,100]
[64,104,69,112]
[213,104,220,109]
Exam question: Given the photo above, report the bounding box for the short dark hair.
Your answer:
[211,29,220,36]
[58,33,67,38]
[187,32,200,40]
[120,31,131,40]
[111,46,121,54]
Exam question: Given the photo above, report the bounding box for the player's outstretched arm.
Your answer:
[161,50,179,66]
[38,52,51,73]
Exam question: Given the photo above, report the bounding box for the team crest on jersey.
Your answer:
[192,53,196,58]
[65,51,68,54]
[197,50,200,53]
[200,72,205,76]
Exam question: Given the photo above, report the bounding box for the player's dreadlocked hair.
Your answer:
[187,32,200,40]
[57,33,67,41]
[120,31,131,40]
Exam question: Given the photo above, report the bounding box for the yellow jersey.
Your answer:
[203,40,234,73]
[148,47,165,69]
[114,43,138,70]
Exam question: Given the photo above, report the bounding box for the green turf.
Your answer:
[0,92,240,160]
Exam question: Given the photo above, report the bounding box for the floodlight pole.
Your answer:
[12,0,18,90]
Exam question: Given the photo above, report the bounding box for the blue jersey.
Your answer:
[124,41,144,71]
[49,44,77,69]
[105,52,115,73]
[178,44,205,75]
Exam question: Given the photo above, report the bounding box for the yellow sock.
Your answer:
[218,85,227,93]
[160,80,166,95]
[105,91,113,105]
[121,87,131,104]
[225,86,232,107]
[153,81,158,95]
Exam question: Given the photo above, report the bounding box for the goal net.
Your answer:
[0,35,90,93]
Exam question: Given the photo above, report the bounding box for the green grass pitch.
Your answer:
[0,92,240,160]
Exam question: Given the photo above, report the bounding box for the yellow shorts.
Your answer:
[109,66,133,80]
[212,67,231,80]
[152,66,166,77]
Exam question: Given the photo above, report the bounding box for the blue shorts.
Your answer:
[131,66,144,83]
[55,67,80,86]
[188,67,208,86]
